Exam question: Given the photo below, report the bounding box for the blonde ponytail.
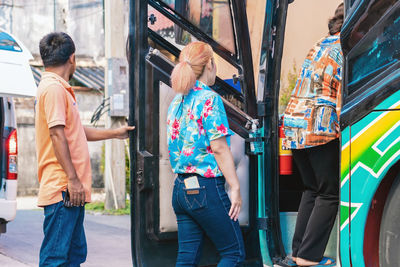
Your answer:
[170,41,213,95]
[171,61,196,94]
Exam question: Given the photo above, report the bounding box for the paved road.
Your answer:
[0,210,132,267]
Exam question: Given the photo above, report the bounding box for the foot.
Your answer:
[296,257,333,266]
[281,256,298,267]
[292,256,297,262]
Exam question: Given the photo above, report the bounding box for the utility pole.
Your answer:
[54,0,68,32]
[104,0,129,209]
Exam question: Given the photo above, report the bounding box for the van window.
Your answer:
[0,32,22,52]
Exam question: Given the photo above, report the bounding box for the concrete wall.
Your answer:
[0,0,129,61]
[15,90,106,196]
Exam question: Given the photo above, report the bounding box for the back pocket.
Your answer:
[183,186,207,211]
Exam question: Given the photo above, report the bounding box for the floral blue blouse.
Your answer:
[167,80,234,177]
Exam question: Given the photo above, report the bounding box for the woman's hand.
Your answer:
[229,188,242,221]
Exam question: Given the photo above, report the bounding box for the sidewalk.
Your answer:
[0,253,31,267]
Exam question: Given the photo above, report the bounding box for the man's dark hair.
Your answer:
[328,3,344,35]
[39,32,75,67]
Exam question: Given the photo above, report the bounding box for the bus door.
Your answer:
[340,1,400,266]
[128,0,273,266]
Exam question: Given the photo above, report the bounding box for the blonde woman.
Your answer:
[167,41,245,267]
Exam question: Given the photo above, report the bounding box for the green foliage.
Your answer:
[85,201,105,212]
[280,61,298,109]
[86,200,130,215]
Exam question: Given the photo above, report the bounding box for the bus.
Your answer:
[128,0,400,266]
[340,1,400,266]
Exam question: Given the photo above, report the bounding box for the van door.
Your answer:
[128,0,271,266]
[0,31,36,97]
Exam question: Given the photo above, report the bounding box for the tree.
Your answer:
[279,61,298,113]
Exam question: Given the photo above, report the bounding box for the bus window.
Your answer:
[148,5,240,91]
[214,53,240,90]
[148,5,198,48]
[346,0,362,17]
[342,0,397,54]
[148,39,180,64]
[160,0,236,54]
[347,9,400,95]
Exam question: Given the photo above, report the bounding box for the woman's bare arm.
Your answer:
[210,136,241,221]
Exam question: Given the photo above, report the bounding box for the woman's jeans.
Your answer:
[172,174,245,267]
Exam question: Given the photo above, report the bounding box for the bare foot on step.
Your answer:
[296,257,333,266]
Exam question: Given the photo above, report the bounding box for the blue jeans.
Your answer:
[39,198,87,267]
[172,175,245,267]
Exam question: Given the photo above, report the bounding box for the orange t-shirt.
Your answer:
[35,71,92,207]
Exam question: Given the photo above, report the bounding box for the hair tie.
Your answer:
[183,60,191,66]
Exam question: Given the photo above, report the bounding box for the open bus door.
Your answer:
[128,0,290,266]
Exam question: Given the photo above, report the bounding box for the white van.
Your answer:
[0,30,36,234]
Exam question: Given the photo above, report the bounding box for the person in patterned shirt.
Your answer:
[167,41,245,266]
[283,3,344,267]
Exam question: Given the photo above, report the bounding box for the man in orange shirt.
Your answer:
[35,32,134,266]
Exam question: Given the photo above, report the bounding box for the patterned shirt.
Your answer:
[283,34,343,149]
[167,80,234,177]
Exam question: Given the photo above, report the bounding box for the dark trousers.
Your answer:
[291,138,339,262]
[172,175,245,267]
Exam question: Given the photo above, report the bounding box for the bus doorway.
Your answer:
[127,0,302,266]
[127,0,400,266]
[127,0,289,266]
